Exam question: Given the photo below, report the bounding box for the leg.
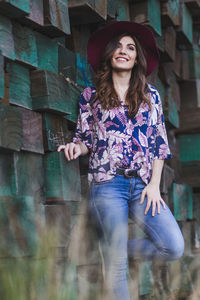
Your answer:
[89,177,130,300]
[128,177,184,261]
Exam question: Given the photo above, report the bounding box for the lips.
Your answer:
[116,57,128,62]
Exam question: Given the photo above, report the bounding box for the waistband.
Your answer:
[116,168,138,178]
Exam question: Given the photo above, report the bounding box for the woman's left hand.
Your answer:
[139,183,166,216]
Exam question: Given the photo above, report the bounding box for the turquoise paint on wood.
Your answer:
[166,87,179,128]
[64,83,81,123]
[42,112,73,152]
[169,183,193,221]
[58,45,76,82]
[0,15,15,60]
[44,151,81,202]
[35,32,58,72]
[8,62,32,109]
[188,45,200,79]
[179,134,200,162]
[155,77,166,111]
[107,0,130,21]
[0,53,4,99]
[139,261,153,296]
[76,53,94,87]
[12,152,44,204]
[44,0,71,35]
[12,22,38,67]
[0,154,13,197]
[31,69,80,116]
[182,3,193,44]
[0,103,22,151]
[148,0,161,36]
[0,0,29,14]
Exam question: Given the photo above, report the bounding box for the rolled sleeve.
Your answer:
[72,87,93,149]
[154,91,172,160]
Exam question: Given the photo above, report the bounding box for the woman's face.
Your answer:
[111,35,137,71]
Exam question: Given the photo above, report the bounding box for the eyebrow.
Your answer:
[118,42,136,47]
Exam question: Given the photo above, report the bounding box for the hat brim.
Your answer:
[87,21,160,76]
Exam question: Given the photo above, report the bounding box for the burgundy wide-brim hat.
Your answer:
[87,21,160,76]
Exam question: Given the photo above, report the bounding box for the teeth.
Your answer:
[116,58,127,62]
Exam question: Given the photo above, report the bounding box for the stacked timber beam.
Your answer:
[0,0,200,299]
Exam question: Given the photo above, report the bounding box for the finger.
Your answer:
[157,200,161,214]
[160,198,166,210]
[144,199,151,215]
[69,143,76,160]
[57,145,66,152]
[140,190,146,204]
[152,201,156,216]
[73,145,81,159]
[64,144,70,161]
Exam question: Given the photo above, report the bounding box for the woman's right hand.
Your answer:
[57,142,82,161]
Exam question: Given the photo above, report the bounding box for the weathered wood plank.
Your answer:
[181,162,200,187]
[12,22,38,68]
[184,0,200,18]
[35,31,58,72]
[58,45,76,82]
[17,107,44,154]
[173,49,182,78]
[8,62,32,109]
[0,103,22,152]
[44,151,81,202]
[188,45,200,79]
[0,0,30,18]
[0,154,13,196]
[139,261,153,296]
[179,79,200,109]
[160,26,176,62]
[68,0,107,24]
[43,0,71,36]
[160,0,180,27]
[31,69,80,118]
[24,0,44,27]
[76,53,94,87]
[181,50,190,80]
[176,2,193,46]
[175,108,200,134]
[130,0,161,36]
[179,134,200,162]
[160,164,175,195]
[107,0,130,21]
[0,53,4,99]
[165,86,179,128]
[169,183,193,221]
[12,152,45,204]
[0,15,15,60]
[42,112,73,152]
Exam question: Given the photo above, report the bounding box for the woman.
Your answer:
[58,21,184,300]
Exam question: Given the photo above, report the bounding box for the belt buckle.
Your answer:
[124,168,133,178]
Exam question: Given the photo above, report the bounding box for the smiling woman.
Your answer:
[57,21,184,300]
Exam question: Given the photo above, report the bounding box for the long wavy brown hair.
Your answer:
[92,32,152,118]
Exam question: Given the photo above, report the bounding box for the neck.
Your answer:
[112,70,131,102]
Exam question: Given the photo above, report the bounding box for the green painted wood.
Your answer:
[169,183,193,221]
[35,32,58,72]
[12,22,38,67]
[161,0,180,27]
[12,152,45,204]
[188,45,200,79]
[166,87,179,128]
[31,69,79,117]
[0,103,22,151]
[0,15,15,60]
[42,112,73,152]
[25,0,44,27]
[76,53,94,87]
[0,53,4,99]
[8,62,32,109]
[18,107,44,154]
[179,134,200,162]
[64,83,81,123]
[58,45,76,82]
[176,2,193,45]
[43,0,71,36]
[68,0,106,24]
[44,151,81,202]
[130,0,161,36]
[139,261,153,296]
[0,154,13,196]
[155,77,166,111]
[0,0,30,18]
[107,0,130,21]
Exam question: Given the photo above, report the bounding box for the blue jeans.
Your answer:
[89,174,184,300]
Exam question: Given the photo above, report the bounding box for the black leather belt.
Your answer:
[116,168,138,178]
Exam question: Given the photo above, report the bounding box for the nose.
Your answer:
[119,46,127,55]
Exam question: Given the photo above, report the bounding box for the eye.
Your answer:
[129,45,135,51]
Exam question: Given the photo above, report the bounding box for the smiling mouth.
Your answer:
[116,57,128,62]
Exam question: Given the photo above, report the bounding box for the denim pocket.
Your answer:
[92,176,115,186]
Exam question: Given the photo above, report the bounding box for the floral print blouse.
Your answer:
[73,85,172,185]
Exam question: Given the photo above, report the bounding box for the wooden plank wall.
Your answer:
[0,0,200,299]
